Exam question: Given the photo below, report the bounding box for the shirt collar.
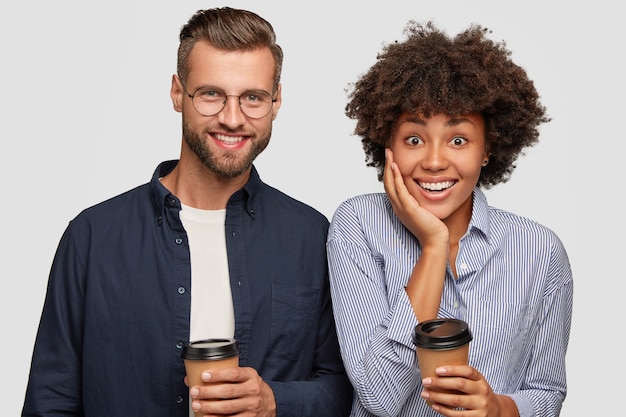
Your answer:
[226,165,262,219]
[149,160,179,217]
[149,160,262,218]
[469,188,491,241]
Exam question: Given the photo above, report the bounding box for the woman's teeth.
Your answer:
[418,181,455,191]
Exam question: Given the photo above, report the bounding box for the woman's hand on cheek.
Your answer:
[384,148,448,246]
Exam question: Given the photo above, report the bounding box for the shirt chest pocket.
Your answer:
[269,282,320,361]
[465,301,536,362]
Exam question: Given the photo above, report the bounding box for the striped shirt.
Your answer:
[327,188,573,417]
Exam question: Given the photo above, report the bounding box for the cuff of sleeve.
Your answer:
[385,286,418,349]
[507,394,534,417]
[267,381,297,417]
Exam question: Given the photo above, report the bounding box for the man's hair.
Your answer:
[177,7,283,93]
[346,21,550,187]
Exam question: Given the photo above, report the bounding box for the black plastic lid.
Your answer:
[181,338,240,360]
[412,318,472,350]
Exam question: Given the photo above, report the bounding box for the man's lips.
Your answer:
[213,133,247,144]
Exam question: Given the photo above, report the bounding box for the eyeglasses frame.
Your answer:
[180,81,277,119]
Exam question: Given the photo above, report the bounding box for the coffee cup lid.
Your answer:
[412,318,472,350]
[181,338,240,360]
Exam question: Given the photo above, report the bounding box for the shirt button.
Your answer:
[175,238,183,245]
[177,287,186,295]
[176,341,183,349]
[460,263,468,270]
[176,395,184,404]
[454,301,459,308]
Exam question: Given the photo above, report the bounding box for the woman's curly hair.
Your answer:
[345,21,550,188]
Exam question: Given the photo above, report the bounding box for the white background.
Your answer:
[1,1,621,415]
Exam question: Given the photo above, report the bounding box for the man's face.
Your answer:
[171,41,282,178]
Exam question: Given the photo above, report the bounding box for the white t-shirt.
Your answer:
[179,204,235,342]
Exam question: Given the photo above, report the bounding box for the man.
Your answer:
[22,7,352,417]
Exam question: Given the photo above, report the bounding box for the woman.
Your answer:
[328,21,573,417]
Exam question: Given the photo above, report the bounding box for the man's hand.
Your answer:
[189,366,277,417]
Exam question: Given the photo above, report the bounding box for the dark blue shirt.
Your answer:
[23,161,353,417]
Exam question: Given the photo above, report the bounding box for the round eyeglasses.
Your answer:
[182,84,276,119]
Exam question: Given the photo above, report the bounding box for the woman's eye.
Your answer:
[450,136,467,146]
[405,136,422,145]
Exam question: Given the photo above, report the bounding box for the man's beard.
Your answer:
[182,120,270,178]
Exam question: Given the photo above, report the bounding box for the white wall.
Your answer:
[2,1,620,415]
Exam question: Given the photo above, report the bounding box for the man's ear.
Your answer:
[270,83,282,120]
[170,74,184,113]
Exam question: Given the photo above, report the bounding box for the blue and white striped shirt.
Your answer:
[327,188,573,417]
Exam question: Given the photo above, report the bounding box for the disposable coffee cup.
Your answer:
[181,338,240,412]
[413,318,472,405]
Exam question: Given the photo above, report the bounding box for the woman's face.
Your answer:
[389,112,488,225]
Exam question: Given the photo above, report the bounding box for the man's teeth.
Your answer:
[419,181,454,191]
[215,134,244,144]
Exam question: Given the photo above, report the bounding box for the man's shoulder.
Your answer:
[259,183,329,225]
[72,182,152,224]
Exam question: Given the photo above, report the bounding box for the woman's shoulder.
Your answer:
[488,206,565,248]
[333,193,389,218]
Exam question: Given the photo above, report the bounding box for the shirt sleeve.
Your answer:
[327,200,420,417]
[266,276,354,417]
[510,235,573,417]
[22,222,86,416]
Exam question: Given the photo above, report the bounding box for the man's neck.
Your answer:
[160,160,250,210]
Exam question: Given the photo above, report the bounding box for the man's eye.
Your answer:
[242,91,270,104]
[198,90,223,100]
[245,94,259,103]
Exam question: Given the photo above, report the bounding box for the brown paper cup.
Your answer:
[181,338,240,417]
[413,319,472,405]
